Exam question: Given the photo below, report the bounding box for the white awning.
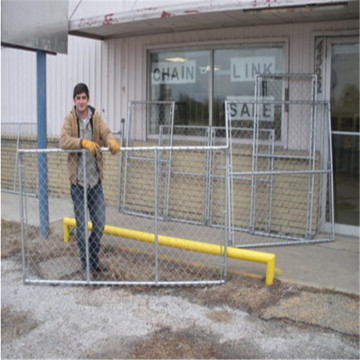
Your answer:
[68,0,359,40]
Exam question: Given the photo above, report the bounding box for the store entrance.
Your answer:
[328,39,359,234]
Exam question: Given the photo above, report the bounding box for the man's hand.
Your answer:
[108,139,120,155]
[81,139,100,156]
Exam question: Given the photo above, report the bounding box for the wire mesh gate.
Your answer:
[16,74,334,286]
[226,74,335,246]
[120,76,335,248]
[122,77,335,248]
[18,145,229,286]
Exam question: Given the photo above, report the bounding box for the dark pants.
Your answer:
[70,182,105,271]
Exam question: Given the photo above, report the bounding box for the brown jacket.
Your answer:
[59,106,114,184]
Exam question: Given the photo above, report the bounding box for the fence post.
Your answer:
[18,152,27,283]
[117,118,125,212]
[154,148,159,283]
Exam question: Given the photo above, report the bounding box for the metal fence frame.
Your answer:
[123,101,176,218]
[129,74,334,247]
[18,141,230,286]
[15,73,335,287]
[226,73,335,247]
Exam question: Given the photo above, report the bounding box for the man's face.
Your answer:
[74,92,89,114]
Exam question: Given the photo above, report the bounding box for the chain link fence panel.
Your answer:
[225,74,334,247]
[18,145,229,286]
[16,73,334,286]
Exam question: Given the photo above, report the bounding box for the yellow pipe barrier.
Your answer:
[63,217,276,285]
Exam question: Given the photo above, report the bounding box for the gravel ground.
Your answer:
[2,256,359,359]
[1,220,359,359]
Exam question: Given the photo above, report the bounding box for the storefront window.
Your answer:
[213,45,284,129]
[149,44,284,135]
[149,50,210,134]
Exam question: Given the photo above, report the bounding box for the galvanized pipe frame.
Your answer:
[116,119,125,212]
[157,125,215,225]
[18,150,27,283]
[123,101,176,216]
[225,97,277,245]
[153,126,280,244]
[17,110,334,250]
[254,131,275,234]
[122,122,225,226]
[16,73,335,284]
[21,279,226,287]
[155,125,272,230]
[18,142,231,286]
[157,105,176,220]
[226,73,335,247]
[1,122,122,199]
[121,147,229,232]
[119,161,333,247]
[82,149,91,282]
[305,75,318,239]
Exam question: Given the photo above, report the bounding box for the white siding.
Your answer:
[1,19,358,137]
[1,36,104,136]
[1,47,36,125]
[46,36,104,136]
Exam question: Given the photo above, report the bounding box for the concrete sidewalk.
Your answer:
[1,192,359,294]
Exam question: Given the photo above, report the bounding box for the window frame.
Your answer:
[146,38,289,142]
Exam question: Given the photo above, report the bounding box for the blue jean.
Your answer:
[70,181,106,271]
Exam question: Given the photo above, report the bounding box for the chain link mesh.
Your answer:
[126,101,175,143]
[15,74,334,285]
[226,74,334,246]
[18,146,228,285]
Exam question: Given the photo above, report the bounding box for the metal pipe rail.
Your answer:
[17,144,229,154]
[63,217,276,285]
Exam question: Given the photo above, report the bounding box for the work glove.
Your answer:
[81,139,100,156]
[108,138,120,155]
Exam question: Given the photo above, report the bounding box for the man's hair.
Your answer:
[73,83,89,99]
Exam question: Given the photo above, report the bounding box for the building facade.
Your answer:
[1,0,359,236]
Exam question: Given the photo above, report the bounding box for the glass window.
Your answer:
[149,50,210,134]
[330,41,359,227]
[148,44,284,135]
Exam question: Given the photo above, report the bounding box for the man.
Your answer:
[60,83,120,276]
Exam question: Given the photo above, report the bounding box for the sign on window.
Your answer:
[227,96,275,122]
[231,56,275,82]
[151,60,196,84]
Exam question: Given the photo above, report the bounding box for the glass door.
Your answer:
[327,38,359,235]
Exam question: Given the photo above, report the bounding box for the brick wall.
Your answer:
[1,135,322,237]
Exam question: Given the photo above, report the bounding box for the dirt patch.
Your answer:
[180,274,302,315]
[1,306,39,344]
[1,220,22,258]
[79,328,260,359]
[130,327,216,359]
[128,327,259,359]
[206,309,232,322]
[125,273,304,318]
